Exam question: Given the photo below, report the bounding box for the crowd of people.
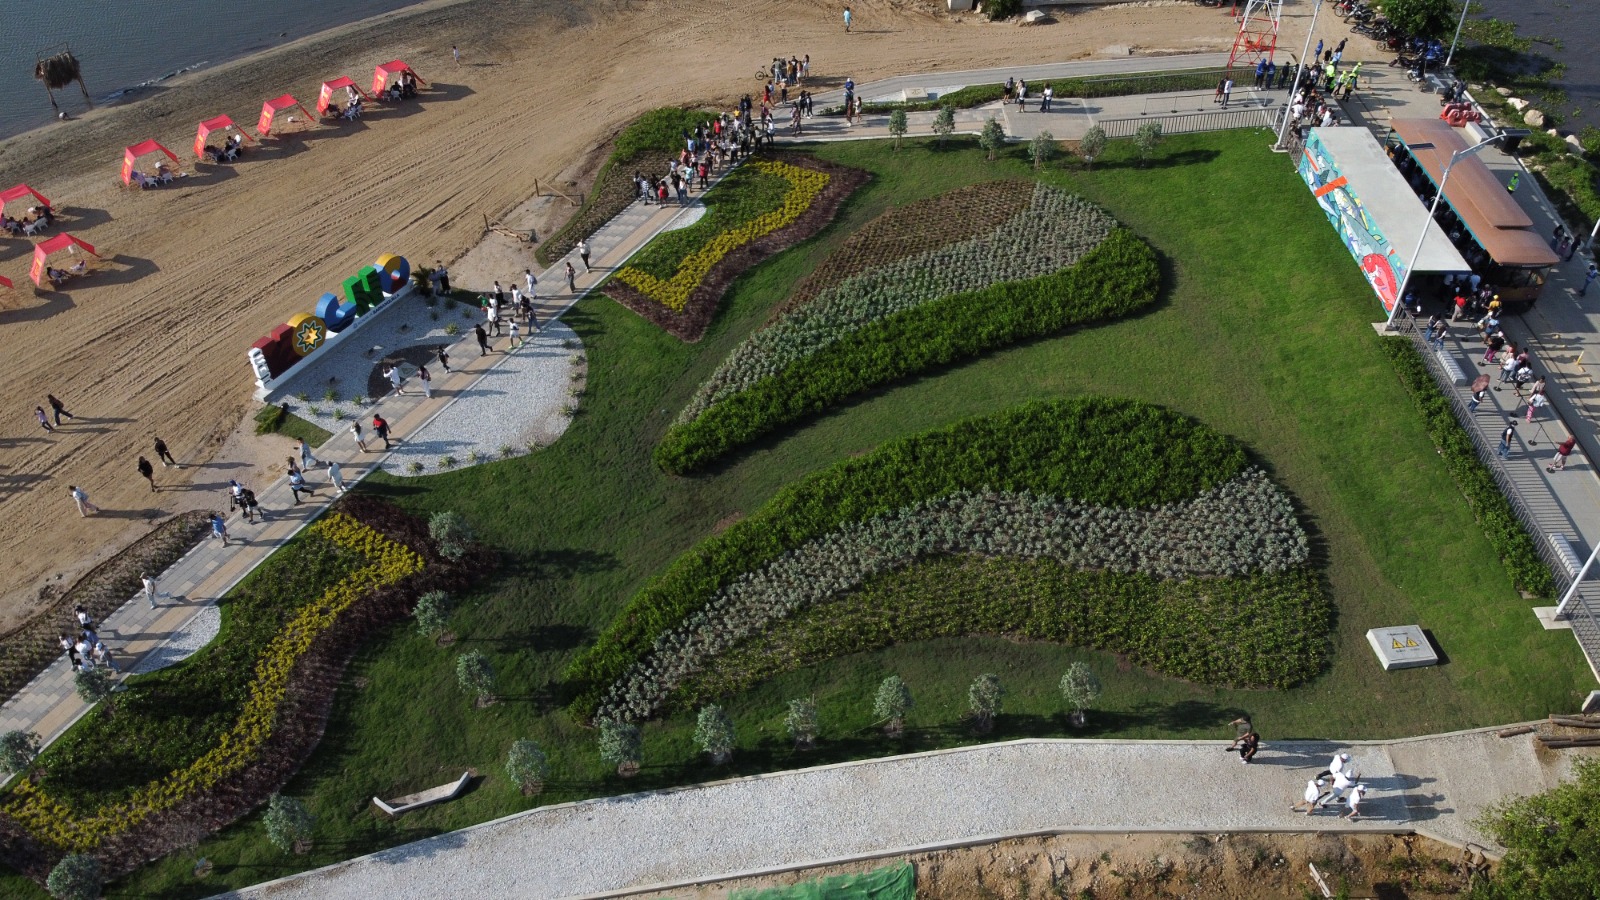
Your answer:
[58,606,120,676]
[633,110,769,208]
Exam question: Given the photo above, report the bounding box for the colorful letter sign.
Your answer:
[249,253,410,385]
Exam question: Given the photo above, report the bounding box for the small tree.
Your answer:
[74,667,114,705]
[979,117,1005,162]
[1060,663,1103,727]
[1475,757,1600,893]
[262,793,315,854]
[1028,130,1058,170]
[695,704,736,765]
[1079,125,1107,171]
[968,673,1004,735]
[873,675,914,737]
[456,650,496,706]
[505,739,550,795]
[1133,121,1164,167]
[785,697,820,750]
[598,718,642,777]
[888,108,908,151]
[931,105,956,148]
[0,730,41,778]
[46,854,101,900]
[1382,0,1455,38]
[414,590,453,642]
[428,510,474,560]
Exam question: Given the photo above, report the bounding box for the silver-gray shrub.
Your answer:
[596,469,1306,721]
[677,184,1116,424]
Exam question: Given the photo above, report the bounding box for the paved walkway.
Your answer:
[230,729,1592,899]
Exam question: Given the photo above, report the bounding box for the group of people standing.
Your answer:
[1004,78,1054,113]
[58,606,120,675]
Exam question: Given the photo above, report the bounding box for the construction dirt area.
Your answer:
[635,831,1489,899]
[0,0,1294,630]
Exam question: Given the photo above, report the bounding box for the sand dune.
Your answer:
[0,0,1243,626]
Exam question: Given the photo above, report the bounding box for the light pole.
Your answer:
[1385,135,1502,328]
[1444,0,1472,69]
[1273,0,1323,150]
[1556,541,1599,619]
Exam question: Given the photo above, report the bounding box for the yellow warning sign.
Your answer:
[1392,639,1404,649]
[1406,637,1419,647]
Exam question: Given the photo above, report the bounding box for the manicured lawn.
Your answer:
[26,130,1589,897]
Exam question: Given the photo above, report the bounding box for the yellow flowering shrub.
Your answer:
[5,514,423,853]
[612,160,830,312]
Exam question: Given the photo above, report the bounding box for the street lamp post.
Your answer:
[1385,135,1502,328]
[1555,541,1599,619]
[1445,0,1472,69]
[1274,0,1323,150]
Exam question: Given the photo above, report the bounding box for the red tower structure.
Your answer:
[1228,0,1284,74]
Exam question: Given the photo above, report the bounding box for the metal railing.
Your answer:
[1098,104,1275,138]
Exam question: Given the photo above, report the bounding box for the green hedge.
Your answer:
[1377,340,1554,597]
[682,556,1330,706]
[536,108,707,267]
[654,228,1161,474]
[848,68,1231,115]
[568,396,1249,718]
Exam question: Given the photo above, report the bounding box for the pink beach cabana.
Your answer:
[256,94,314,137]
[121,140,180,185]
[29,234,98,287]
[316,77,368,115]
[194,115,255,160]
[372,60,427,96]
[0,184,51,217]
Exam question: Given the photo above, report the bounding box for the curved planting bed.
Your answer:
[655,181,1161,474]
[0,497,491,882]
[570,398,1330,723]
[603,153,868,342]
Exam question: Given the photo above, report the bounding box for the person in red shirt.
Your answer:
[1551,435,1579,471]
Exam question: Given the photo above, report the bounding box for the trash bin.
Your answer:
[1499,128,1531,156]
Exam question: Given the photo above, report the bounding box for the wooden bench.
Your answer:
[371,771,472,817]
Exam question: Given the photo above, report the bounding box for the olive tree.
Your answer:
[968,673,1004,734]
[262,794,315,854]
[599,718,642,777]
[47,854,101,900]
[74,667,114,706]
[873,675,914,737]
[456,650,496,706]
[1060,663,1103,727]
[1133,121,1164,167]
[888,108,908,150]
[785,697,820,749]
[695,705,736,765]
[0,730,41,778]
[1079,125,1107,171]
[979,117,1006,161]
[413,590,452,641]
[428,510,474,560]
[1028,131,1058,170]
[931,105,956,148]
[505,739,550,795]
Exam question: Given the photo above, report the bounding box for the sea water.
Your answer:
[1471,0,1600,132]
[0,0,421,140]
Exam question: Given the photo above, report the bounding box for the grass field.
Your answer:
[11,129,1591,897]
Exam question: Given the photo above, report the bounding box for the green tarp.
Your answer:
[727,862,915,900]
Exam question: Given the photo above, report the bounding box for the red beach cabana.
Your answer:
[29,234,98,287]
[0,184,51,217]
[194,115,254,160]
[316,77,368,115]
[372,60,427,96]
[256,94,314,137]
[121,140,180,185]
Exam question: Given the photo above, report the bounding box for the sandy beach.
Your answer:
[0,0,1253,628]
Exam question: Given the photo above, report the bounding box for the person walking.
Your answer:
[60,634,80,670]
[1581,263,1599,297]
[142,573,159,609]
[1551,435,1578,472]
[92,641,120,674]
[1041,85,1053,112]
[1225,716,1253,751]
[211,512,231,547]
[47,394,74,425]
[74,636,91,671]
[288,469,316,504]
[1527,388,1548,424]
[475,323,492,356]
[437,346,452,374]
[565,260,577,293]
[35,406,54,433]
[329,460,348,495]
[1235,729,1260,764]
[296,438,320,470]
[75,604,94,631]
[1499,418,1517,460]
[373,414,392,449]
[240,486,262,522]
[1214,79,1224,105]
[153,436,178,467]
[1339,784,1368,820]
[576,240,591,272]
[1468,386,1488,413]
[435,261,451,293]
[484,299,501,336]
[137,455,158,492]
[384,364,406,396]
[1507,173,1519,194]
[843,4,851,31]
[524,268,537,299]
[417,365,432,399]
[1221,78,1234,109]
[1291,778,1328,815]
[69,485,98,517]
[350,421,368,453]
[452,45,461,66]
[508,319,521,350]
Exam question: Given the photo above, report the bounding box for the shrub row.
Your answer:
[680,555,1331,708]
[599,474,1310,721]
[654,227,1161,473]
[845,68,1232,115]
[536,107,708,266]
[1377,340,1554,597]
[567,396,1248,719]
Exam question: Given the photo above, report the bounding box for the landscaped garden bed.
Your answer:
[654,182,1160,473]
[575,397,1327,722]
[603,153,868,341]
[0,497,490,883]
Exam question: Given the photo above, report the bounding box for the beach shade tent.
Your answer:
[256,94,314,137]
[0,184,51,216]
[121,140,180,185]
[29,233,98,287]
[372,60,427,96]
[316,77,369,115]
[194,115,255,159]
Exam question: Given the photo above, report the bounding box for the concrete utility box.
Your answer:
[948,0,973,10]
[1366,625,1439,670]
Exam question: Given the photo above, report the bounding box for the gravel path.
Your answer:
[378,321,582,476]
[230,730,1588,900]
[127,605,220,675]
